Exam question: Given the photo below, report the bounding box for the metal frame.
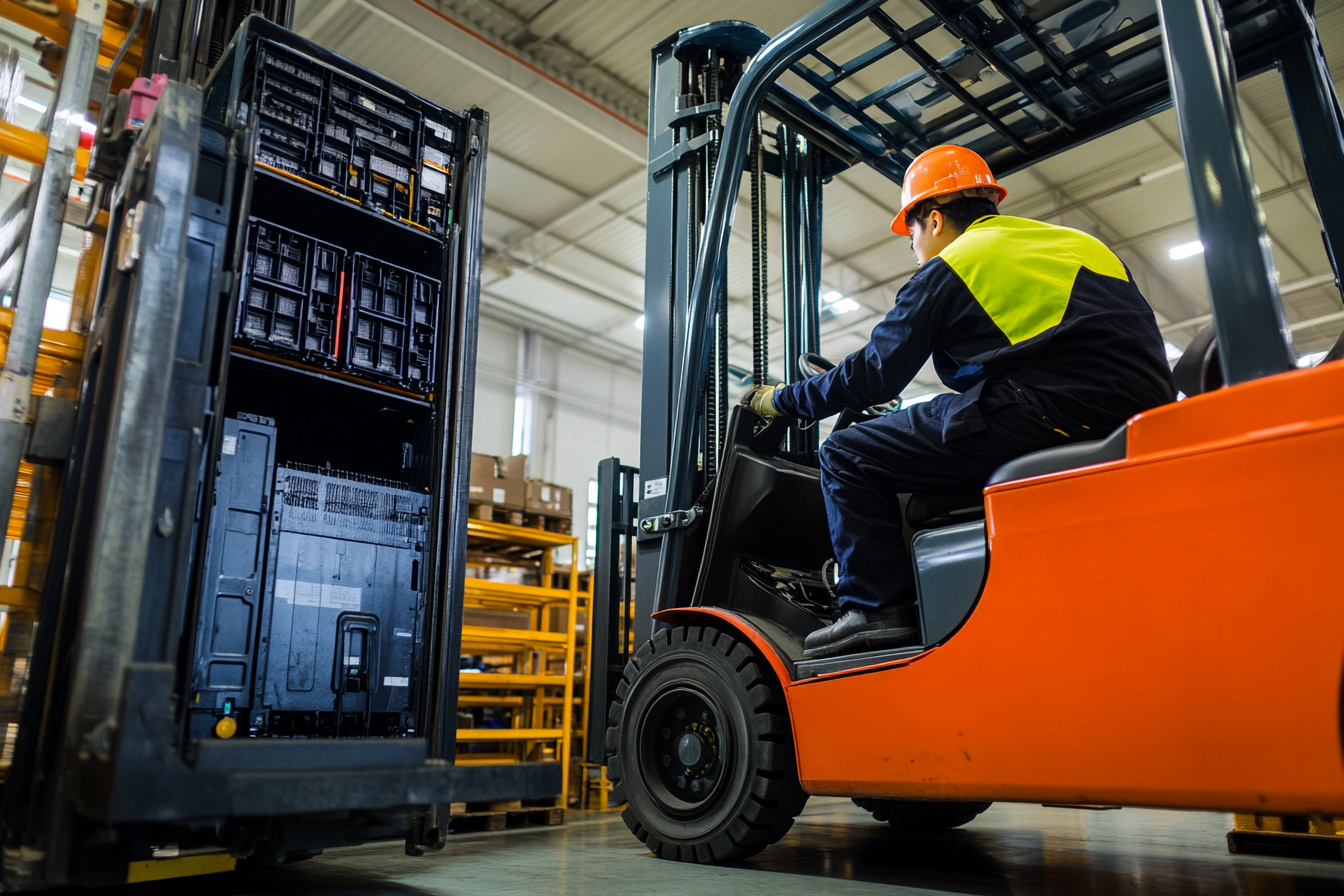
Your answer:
[586,458,639,764]
[0,16,551,888]
[0,0,109,550]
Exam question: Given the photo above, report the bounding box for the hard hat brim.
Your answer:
[890,182,1008,236]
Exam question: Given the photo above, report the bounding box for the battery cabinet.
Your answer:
[186,18,475,744]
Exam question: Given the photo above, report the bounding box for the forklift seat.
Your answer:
[904,426,1128,529]
[987,424,1127,485]
[905,490,984,529]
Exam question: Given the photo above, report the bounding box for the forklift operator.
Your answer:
[742,145,1175,659]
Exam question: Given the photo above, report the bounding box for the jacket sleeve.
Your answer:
[773,260,952,420]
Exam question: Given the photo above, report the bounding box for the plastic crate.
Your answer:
[326,77,419,219]
[417,114,456,235]
[345,254,438,391]
[245,41,326,178]
[230,37,465,229]
[237,219,347,363]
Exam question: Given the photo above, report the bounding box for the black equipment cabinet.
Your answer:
[0,18,557,890]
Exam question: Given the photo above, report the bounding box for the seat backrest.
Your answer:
[986,424,1127,486]
[1322,321,1344,365]
[1172,323,1223,397]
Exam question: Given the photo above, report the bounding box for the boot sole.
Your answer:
[802,625,919,660]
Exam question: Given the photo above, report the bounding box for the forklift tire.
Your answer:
[606,624,808,863]
[853,797,991,831]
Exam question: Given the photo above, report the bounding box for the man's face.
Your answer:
[908,209,952,266]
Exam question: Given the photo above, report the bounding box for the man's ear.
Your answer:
[929,208,944,238]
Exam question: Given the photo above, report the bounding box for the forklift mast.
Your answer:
[590,0,1344,761]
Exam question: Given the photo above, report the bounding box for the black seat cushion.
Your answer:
[906,490,984,529]
[986,424,1127,487]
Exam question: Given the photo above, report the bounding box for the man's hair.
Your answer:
[905,196,999,233]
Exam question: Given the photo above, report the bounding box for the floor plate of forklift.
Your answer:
[111,798,1344,895]
[796,644,926,678]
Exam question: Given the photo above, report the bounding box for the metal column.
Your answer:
[586,457,639,764]
[1155,0,1296,385]
[779,125,823,464]
[0,0,108,539]
[1276,25,1344,300]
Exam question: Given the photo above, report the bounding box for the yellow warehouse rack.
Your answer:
[457,518,579,803]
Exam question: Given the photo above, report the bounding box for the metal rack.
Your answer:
[458,518,579,802]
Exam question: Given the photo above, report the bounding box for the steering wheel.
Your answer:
[796,353,901,430]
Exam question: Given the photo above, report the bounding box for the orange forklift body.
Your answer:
[660,360,1344,816]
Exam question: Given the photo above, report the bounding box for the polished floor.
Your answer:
[119,798,1344,895]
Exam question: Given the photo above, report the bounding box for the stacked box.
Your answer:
[525,480,572,518]
[469,453,526,509]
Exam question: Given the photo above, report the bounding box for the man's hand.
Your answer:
[740,383,784,418]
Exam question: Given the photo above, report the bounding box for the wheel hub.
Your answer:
[640,687,727,811]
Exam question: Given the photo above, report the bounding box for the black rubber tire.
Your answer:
[853,797,991,831]
[606,624,808,863]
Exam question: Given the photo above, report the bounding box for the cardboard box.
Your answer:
[469,452,526,509]
[525,479,572,518]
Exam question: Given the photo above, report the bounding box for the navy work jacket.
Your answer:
[773,215,1175,441]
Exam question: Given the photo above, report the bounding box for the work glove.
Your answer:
[740,383,784,418]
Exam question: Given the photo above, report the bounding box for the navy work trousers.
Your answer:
[818,381,1071,610]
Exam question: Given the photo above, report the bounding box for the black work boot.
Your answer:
[802,606,919,659]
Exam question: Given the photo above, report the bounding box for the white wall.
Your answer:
[471,315,641,568]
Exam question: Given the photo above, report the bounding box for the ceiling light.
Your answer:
[634,315,644,330]
[822,290,844,304]
[1298,350,1326,368]
[17,96,45,113]
[1164,341,1183,361]
[1168,240,1204,260]
[830,297,860,314]
[901,393,938,407]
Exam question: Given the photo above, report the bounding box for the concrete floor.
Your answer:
[117,798,1344,895]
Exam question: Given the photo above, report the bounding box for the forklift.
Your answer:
[0,0,556,887]
[589,0,1344,864]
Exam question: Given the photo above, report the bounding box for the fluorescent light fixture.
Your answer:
[634,315,645,330]
[822,290,844,304]
[1298,350,1326,368]
[830,297,861,314]
[1164,341,1183,362]
[17,96,45,113]
[1169,240,1204,260]
[902,393,938,407]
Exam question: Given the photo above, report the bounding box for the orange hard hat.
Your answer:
[890,145,1008,236]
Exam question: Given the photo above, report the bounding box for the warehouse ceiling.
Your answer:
[294,0,1344,402]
